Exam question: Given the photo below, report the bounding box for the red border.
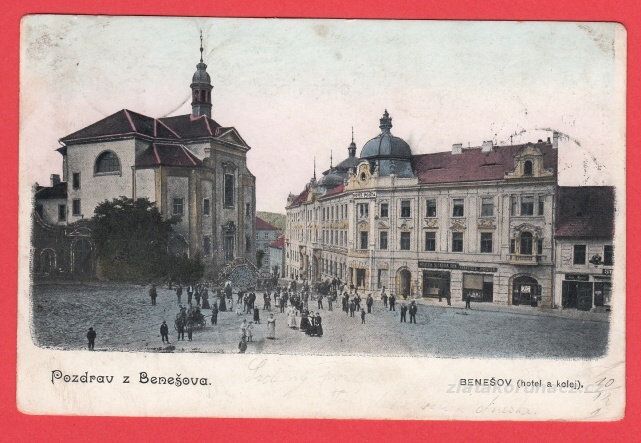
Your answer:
[1,1,639,441]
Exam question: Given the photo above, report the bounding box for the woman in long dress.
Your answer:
[266,314,276,339]
[288,307,298,328]
[299,309,309,332]
[315,313,323,337]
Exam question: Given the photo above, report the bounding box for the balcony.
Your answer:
[507,254,545,265]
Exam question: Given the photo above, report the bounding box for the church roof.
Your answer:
[59,109,241,145]
[135,143,203,168]
[256,216,280,231]
[411,141,557,184]
[159,114,226,139]
[60,109,181,144]
[556,186,615,239]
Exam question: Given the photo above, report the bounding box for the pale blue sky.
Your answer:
[20,17,625,212]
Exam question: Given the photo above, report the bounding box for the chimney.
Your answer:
[552,131,559,149]
[50,174,61,187]
[481,140,493,153]
[452,143,463,155]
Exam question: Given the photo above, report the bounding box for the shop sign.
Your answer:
[353,191,377,199]
[565,274,590,281]
[418,261,497,273]
[602,268,613,276]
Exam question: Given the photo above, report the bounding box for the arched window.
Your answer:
[524,160,533,175]
[94,151,121,174]
[520,232,533,255]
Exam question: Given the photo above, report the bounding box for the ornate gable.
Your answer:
[216,128,249,149]
[505,144,554,179]
[345,161,374,191]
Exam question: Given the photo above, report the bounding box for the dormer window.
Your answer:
[524,160,533,175]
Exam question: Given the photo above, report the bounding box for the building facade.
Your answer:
[256,216,281,262]
[554,187,614,311]
[286,110,562,308]
[34,40,256,277]
[268,235,286,278]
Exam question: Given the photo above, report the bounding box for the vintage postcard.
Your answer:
[17,16,626,419]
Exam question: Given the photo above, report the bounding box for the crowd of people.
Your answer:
[86,278,436,351]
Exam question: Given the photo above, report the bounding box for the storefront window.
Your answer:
[463,273,493,302]
[422,271,450,298]
[594,282,611,307]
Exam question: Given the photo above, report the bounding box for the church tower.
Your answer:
[191,32,213,118]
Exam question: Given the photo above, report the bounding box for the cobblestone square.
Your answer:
[32,283,608,359]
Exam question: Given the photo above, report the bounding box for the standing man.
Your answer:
[86,327,96,350]
[400,304,407,323]
[318,293,324,310]
[409,301,418,324]
[465,293,472,310]
[360,308,366,324]
[211,303,219,325]
[446,290,452,306]
[187,284,194,305]
[149,284,157,306]
[366,294,374,313]
[328,294,333,311]
[160,320,169,343]
[177,319,185,341]
[175,284,183,304]
[237,287,244,305]
[389,294,396,311]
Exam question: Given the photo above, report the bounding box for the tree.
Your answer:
[91,197,175,281]
[167,253,205,285]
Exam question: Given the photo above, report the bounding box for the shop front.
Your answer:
[462,273,494,302]
[418,261,497,300]
[561,273,612,311]
[422,270,451,299]
[512,276,540,306]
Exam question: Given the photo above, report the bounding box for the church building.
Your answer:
[34,37,256,277]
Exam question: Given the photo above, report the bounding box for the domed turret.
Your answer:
[192,62,211,84]
[190,32,213,118]
[318,169,344,189]
[359,110,414,177]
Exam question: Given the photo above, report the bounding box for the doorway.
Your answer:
[512,276,539,306]
[399,269,411,299]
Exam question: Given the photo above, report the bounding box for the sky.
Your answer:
[20,17,626,213]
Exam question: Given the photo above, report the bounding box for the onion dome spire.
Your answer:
[191,30,213,118]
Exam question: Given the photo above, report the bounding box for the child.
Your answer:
[187,324,193,341]
[236,303,243,316]
[247,321,254,342]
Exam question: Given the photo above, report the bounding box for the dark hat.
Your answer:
[89,327,93,330]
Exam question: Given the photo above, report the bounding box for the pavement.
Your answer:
[412,297,611,323]
[30,282,610,359]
